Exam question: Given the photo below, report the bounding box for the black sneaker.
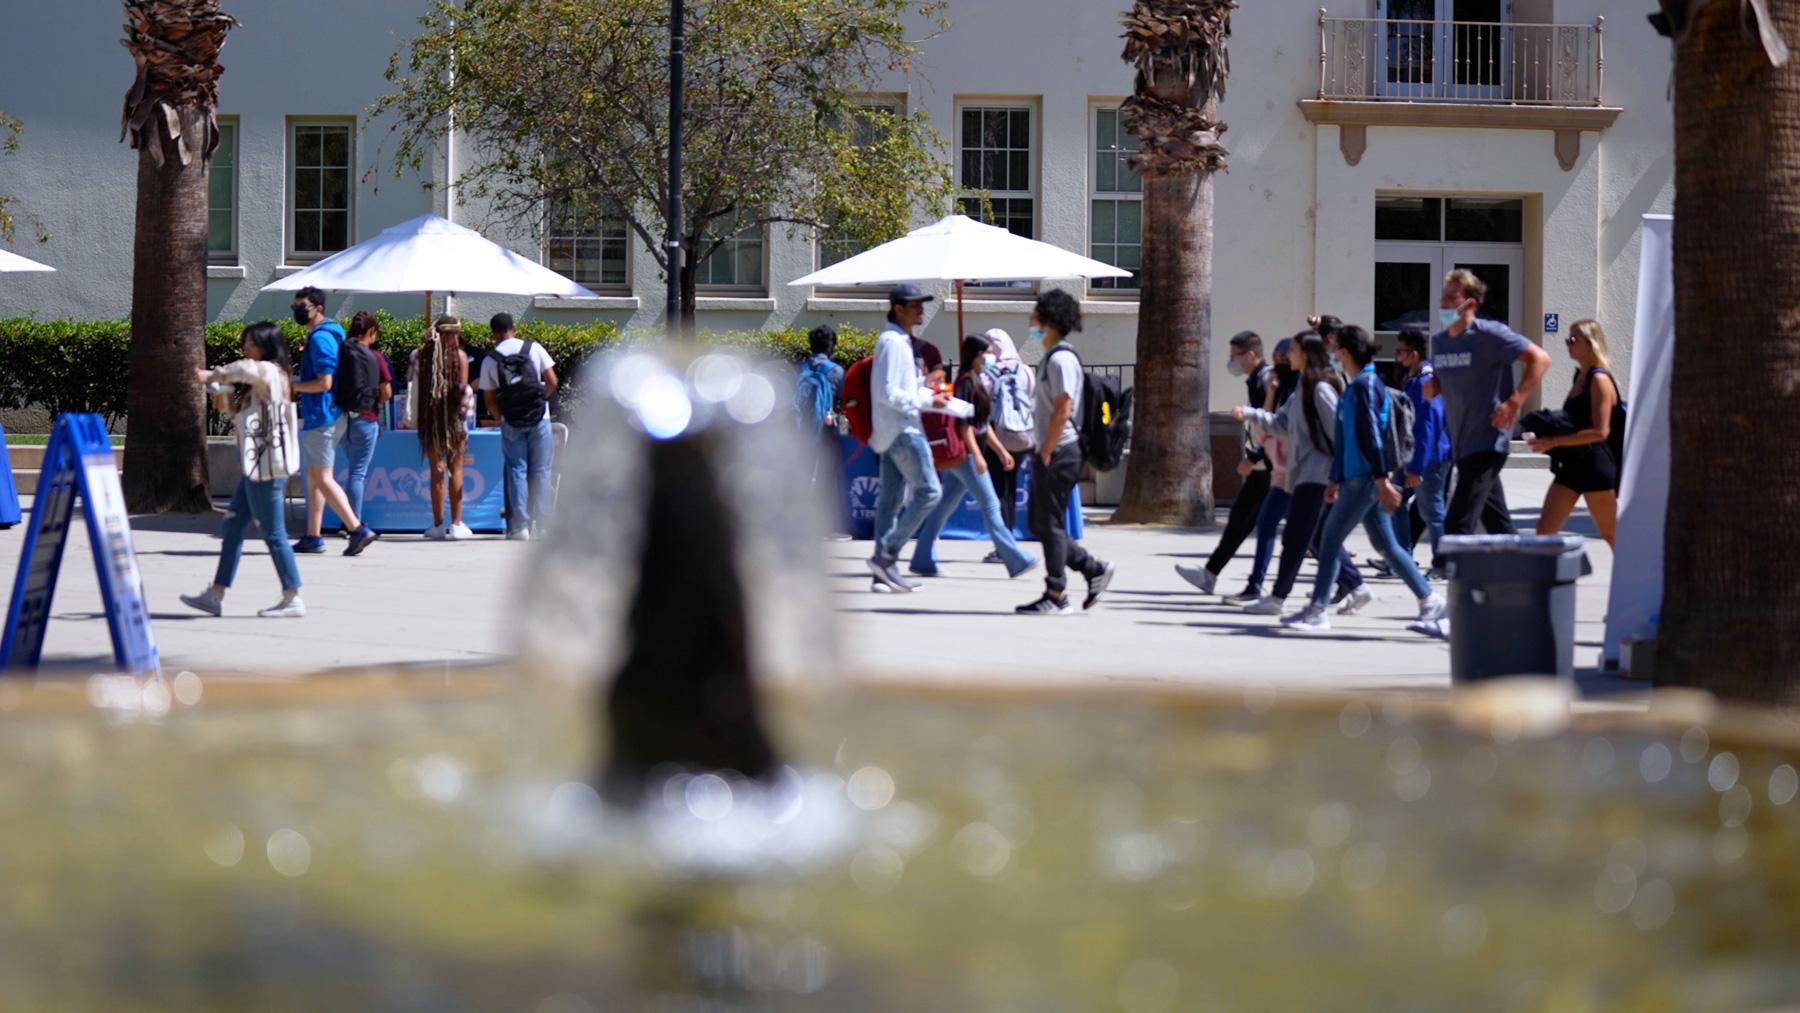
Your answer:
[344,527,381,557]
[292,536,326,554]
[1082,562,1116,610]
[865,555,915,593]
[1367,558,1394,579]
[1016,593,1074,616]
[1222,588,1261,606]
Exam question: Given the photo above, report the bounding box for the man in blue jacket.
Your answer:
[1394,327,1452,573]
[288,287,377,556]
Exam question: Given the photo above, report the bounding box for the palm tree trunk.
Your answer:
[1114,167,1214,525]
[124,105,213,514]
[1657,0,1800,704]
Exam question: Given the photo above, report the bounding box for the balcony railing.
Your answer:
[1318,14,1604,106]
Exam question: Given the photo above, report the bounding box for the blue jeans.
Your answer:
[501,417,555,535]
[1392,458,1451,557]
[910,455,1038,577]
[343,418,380,521]
[1312,475,1430,607]
[1246,485,1292,595]
[214,478,302,592]
[872,431,942,559]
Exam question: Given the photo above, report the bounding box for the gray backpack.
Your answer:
[991,363,1035,450]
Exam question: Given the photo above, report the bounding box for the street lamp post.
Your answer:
[665,0,685,337]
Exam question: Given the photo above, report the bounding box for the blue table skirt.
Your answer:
[322,429,505,533]
[838,434,1081,542]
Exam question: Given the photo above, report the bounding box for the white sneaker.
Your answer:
[1281,605,1332,632]
[180,588,223,617]
[1242,595,1285,616]
[1174,562,1217,595]
[424,524,449,541]
[258,596,305,618]
[506,529,533,542]
[1337,585,1376,615]
[1417,593,1448,623]
[448,522,474,540]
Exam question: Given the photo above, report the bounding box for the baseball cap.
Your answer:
[887,282,937,305]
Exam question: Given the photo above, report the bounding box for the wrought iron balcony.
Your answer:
[1317,12,1604,106]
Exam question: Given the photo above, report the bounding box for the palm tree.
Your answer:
[119,0,236,514]
[1111,0,1237,526]
[1656,0,1799,704]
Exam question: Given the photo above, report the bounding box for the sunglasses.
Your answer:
[1564,336,1581,346]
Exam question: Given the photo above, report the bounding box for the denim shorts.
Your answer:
[300,415,346,471]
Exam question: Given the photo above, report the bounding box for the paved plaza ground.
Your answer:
[0,468,1641,697]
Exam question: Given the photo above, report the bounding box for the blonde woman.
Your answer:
[1524,319,1620,545]
[409,314,476,540]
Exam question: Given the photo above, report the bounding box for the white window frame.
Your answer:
[1088,102,1141,297]
[955,99,1038,290]
[208,117,239,265]
[695,216,768,293]
[542,197,631,292]
[814,97,905,293]
[286,118,355,263]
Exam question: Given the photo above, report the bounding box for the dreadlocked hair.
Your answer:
[417,314,467,467]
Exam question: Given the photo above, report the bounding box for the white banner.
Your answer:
[1604,215,1674,667]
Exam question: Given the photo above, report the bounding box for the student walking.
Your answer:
[1392,326,1452,568]
[410,314,476,541]
[1226,337,1299,604]
[1280,326,1447,633]
[342,311,393,523]
[910,334,1040,579]
[795,325,848,526]
[1017,290,1115,616]
[866,284,951,592]
[1429,269,1552,568]
[1176,330,1273,595]
[288,287,378,556]
[181,322,307,618]
[981,328,1035,539]
[1524,318,1620,545]
[1234,333,1364,617]
[479,313,559,541]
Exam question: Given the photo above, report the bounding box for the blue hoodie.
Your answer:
[1331,364,1387,484]
[298,319,347,431]
[1405,363,1452,476]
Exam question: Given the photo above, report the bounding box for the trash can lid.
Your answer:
[1439,534,1586,556]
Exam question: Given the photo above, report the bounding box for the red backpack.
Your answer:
[841,356,875,444]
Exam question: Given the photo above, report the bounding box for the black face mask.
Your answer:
[291,305,312,326]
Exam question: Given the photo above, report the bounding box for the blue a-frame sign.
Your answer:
[0,419,20,528]
[0,414,158,674]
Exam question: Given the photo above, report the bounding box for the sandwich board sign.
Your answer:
[0,414,158,674]
[0,419,19,528]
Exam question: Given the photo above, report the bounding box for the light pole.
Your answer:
[665,0,685,337]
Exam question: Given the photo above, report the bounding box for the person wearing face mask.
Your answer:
[1426,269,1553,569]
[287,286,378,557]
[1176,331,1272,595]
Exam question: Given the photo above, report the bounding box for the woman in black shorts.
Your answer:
[1525,319,1620,545]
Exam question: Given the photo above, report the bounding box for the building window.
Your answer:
[208,119,238,263]
[817,101,903,274]
[288,121,353,261]
[545,198,628,289]
[1090,107,1141,293]
[697,217,765,290]
[956,105,1034,239]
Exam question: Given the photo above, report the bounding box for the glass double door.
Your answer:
[1373,244,1524,337]
[1377,0,1513,101]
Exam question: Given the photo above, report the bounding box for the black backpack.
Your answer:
[1380,384,1416,474]
[332,341,381,416]
[494,339,548,427]
[1048,345,1133,472]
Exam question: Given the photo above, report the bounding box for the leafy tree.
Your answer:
[373,0,956,327]
[0,111,47,246]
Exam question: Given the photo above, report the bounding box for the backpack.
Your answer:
[1596,368,1627,487]
[841,356,875,444]
[332,340,381,416]
[1048,345,1132,472]
[1381,384,1416,474]
[493,340,549,427]
[922,410,967,468]
[991,362,1035,448]
[794,358,836,432]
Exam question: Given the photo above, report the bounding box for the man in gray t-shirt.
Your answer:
[1018,290,1113,616]
[1427,269,1551,566]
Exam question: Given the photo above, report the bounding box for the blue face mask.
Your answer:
[1029,326,1046,344]
[1438,307,1462,328]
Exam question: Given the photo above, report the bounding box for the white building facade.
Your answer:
[0,1,1671,410]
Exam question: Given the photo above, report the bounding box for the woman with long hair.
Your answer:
[410,314,475,540]
[1524,318,1620,545]
[1232,332,1362,616]
[180,321,306,618]
[908,334,1039,578]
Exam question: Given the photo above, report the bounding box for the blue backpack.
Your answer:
[794,358,836,431]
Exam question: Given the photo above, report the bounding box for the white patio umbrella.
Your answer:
[0,248,55,274]
[789,213,1132,336]
[261,213,596,316]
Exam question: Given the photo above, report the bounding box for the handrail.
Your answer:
[1317,14,1604,106]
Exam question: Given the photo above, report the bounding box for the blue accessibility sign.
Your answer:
[1,414,159,675]
[1544,313,1561,334]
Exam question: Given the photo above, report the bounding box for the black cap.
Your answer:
[888,282,936,305]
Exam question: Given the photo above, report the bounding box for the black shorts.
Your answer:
[1549,445,1618,494]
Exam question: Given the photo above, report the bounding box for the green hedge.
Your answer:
[0,316,877,429]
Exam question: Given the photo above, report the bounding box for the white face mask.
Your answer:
[1226,358,1246,377]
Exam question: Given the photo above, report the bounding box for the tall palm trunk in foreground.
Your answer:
[119,0,235,514]
[1112,0,1237,526]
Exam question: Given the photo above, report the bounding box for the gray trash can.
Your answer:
[1439,534,1587,683]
